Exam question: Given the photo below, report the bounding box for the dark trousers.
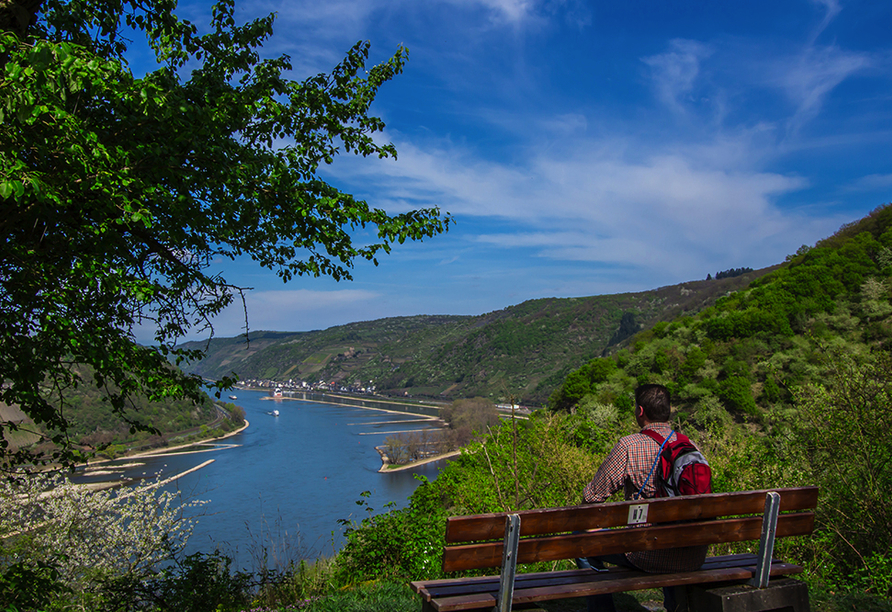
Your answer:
[575,555,680,612]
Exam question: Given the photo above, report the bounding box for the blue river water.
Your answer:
[74,390,443,568]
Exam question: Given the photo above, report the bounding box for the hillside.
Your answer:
[183,268,774,405]
[549,203,892,423]
[1,373,236,459]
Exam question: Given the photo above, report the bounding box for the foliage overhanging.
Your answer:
[0,0,450,467]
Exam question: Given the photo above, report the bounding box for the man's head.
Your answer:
[635,384,671,423]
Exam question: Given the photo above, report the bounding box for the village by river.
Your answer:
[71,390,447,569]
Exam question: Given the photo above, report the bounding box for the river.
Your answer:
[73,390,444,568]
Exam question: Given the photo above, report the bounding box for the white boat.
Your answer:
[273,409,280,417]
[272,387,283,398]
[228,395,237,400]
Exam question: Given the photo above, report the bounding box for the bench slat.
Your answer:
[445,487,818,543]
[425,559,803,612]
[510,562,803,609]
[414,568,634,600]
[443,512,814,572]
[411,553,764,600]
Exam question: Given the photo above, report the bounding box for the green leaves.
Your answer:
[0,180,23,199]
[0,0,450,467]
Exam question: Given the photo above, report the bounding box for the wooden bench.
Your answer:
[410,487,818,612]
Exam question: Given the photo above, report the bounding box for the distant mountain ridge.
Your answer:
[182,268,776,405]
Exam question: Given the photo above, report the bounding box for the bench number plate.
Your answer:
[628,504,648,525]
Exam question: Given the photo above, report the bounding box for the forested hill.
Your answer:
[183,267,773,405]
[0,371,238,460]
[549,204,892,421]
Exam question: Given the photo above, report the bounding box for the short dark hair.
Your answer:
[635,384,671,422]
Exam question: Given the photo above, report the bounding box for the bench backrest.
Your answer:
[442,487,818,573]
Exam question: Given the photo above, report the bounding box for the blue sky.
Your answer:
[160,0,892,340]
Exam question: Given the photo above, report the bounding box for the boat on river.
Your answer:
[273,409,280,416]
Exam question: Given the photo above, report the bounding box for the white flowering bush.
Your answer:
[0,471,204,593]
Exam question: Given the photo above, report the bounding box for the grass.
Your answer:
[297,581,417,612]
[278,581,892,612]
[536,585,892,612]
[810,586,892,612]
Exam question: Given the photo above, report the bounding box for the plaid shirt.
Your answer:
[582,422,708,573]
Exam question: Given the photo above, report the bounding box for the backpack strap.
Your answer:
[635,429,674,500]
[640,428,665,445]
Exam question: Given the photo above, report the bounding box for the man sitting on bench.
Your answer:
[577,384,708,612]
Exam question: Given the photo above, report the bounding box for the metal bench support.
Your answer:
[748,491,780,588]
[495,513,521,612]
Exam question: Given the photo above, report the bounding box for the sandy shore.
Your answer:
[74,421,250,489]
[376,448,461,473]
[81,418,250,470]
[128,419,249,459]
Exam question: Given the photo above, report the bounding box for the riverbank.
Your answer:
[375,446,461,473]
[274,393,449,473]
[129,418,250,459]
[252,388,444,417]
[80,418,250,471]
[74,420,250,489]
[266,394,445,429]
[256,390,456,476]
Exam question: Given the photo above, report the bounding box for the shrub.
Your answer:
[147,552,253,612]
[792,349,892,592]
[717,375,758,416]
[334,481,446,585]
[0,471,204,600]
[0,560,69,611]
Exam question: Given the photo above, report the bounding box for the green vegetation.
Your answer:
[3,0,887,607]
[549,205,892,421]
[186,269,769,405]
[382,397,500,466]
[327,206,892,609]
[0,0,449,469]
[330,349,892,605]
[1,371,245,461]
[4,206,892,611]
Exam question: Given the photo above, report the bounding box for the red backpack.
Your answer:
[638,429,712,498]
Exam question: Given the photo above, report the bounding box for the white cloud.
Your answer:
[440,0,591,26]
[454,0,536,23]
[642,39,713,113]
[329,127,829,284]
[541,113,588,135]
[252,0,554,42]
[809,0,842,43]
[780,45,871,135]
[207,289,381,336]
[845,173,892,192]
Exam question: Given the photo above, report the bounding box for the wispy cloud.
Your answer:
[330,128,826,282]
[440,0,590,27]
[845,173,892,192]
[448,0,536,24]
[210,289,381,335]
[809,0,842,43]
[780,45,872,136]
[163,0,891,339]
[642,39,713,114]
